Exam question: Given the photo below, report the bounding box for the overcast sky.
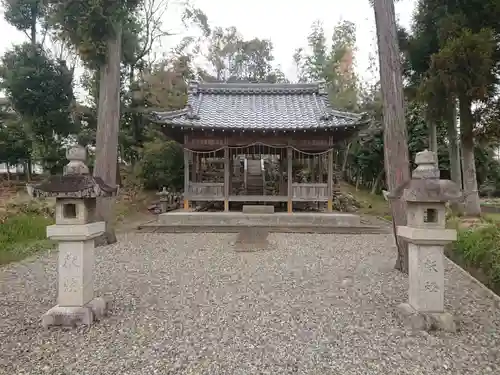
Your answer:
[187,0,415,81]
[0,0,415,92]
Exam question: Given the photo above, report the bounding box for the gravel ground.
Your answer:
[0,232,499,375]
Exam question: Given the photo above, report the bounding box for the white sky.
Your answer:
[0,0,415,97]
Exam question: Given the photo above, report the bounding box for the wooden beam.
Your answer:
[183,148,190,210]
[224,145,230,212]
[327,149,333,212]
[182,131,355,150]
[287,146,293,213]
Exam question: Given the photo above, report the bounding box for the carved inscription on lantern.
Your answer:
[62,253,79,269]
[61,252,81,294]
[424,258,438,273]
[63,277,79,293]
[424,281,439,293]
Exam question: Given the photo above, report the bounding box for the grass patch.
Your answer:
[447,223,500,295]
[0,214,55,265]
[482,212,500,223]
[340,182,391,219]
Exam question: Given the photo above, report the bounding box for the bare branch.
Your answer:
[133,0,172,64]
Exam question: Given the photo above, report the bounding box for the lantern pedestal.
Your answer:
[41,222,108,328]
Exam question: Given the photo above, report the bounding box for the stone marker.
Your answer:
[27,145,117,328]
[388,149,461,332]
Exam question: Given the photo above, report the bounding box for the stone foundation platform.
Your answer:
[138,212,390,234]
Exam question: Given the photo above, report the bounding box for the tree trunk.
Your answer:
[447,101,463,213]
[459,96,481,217]
[447,102,461,187]
[26,158,32,181]
[427,111,438,166]
[93,24,123,246]
[30,4,37,47]
[341,142,351,180]
[371,169,384,194]
[374,0,411,273]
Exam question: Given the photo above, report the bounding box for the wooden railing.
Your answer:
[187,182,224,200]
[186,182,332,201]
[292,183,328,201]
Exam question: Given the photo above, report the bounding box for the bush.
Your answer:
[137,139,184,191]
[452,224,500,292]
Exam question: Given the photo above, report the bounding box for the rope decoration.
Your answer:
[184,142,335,156]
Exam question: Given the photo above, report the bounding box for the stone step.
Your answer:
[138,223,390,234]
[157,212,362,227]
[242,205,274,214]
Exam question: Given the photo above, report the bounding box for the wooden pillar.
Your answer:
[287,146,293,213]
[229,156,233,199]
[183,148,190,210]
[318,155,323,183]
[191,152,197,182]
[327,149,333,212]
[279,157,284,195]
[224,146,229,212]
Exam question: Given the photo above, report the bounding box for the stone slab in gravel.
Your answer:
[0,233,499,375]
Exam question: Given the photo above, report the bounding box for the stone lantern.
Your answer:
[27,145,117,328]
[157,186,169,213]
[389,149,461,331]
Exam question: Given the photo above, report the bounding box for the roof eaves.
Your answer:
[152,119,369,132]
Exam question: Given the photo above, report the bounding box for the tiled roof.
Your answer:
[150,81,368,131]
[27,175,117,198]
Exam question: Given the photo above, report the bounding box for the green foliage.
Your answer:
[0,43,74,134]
[422,28,496,104]
[453,224,500,291]
[475,145,500,195]
[137,136,184,191]
[2,0,46,35]
[406,0,500,122]
[294,20,358,111]
[0,115,32,167]
[48,0,141,66]
[0,42,74,172]
[204,26,285,83]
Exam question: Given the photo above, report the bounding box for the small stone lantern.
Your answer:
[389,150,461,331]
[27,145,117,328]
[157,186,169,213]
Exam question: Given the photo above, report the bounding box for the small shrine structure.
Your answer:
[150,81,369,212]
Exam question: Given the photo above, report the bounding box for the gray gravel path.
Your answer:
[0,233,499,375]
